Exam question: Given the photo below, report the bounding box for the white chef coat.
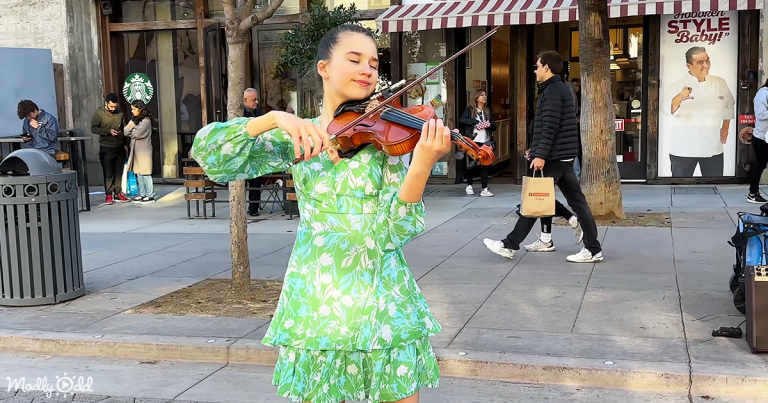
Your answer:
[662,73,735,158]
[473,109,489,143]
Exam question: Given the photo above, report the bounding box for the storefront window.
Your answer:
[403,30,447,120]
[568,23,644,166]
[326,0,389,10]
[207,0,300,17]
[113,29,202,178]
[113,0,196,23]
[403,29,449,175]
[257,30,299,116]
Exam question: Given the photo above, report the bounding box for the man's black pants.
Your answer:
[750,137,768,194]
[247,177,263,214]
[504,160,601,255]
[99,146,126,196]
[540,201,576,234]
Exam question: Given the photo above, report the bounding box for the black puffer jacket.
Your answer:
[530,76,580,161]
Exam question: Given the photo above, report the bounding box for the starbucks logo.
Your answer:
[122,73,154,103]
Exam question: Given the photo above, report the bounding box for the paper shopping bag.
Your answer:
[121,164,129,194]
[520,170,555,217]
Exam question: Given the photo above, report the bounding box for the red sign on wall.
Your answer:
[615,119,625,132]
[739,115,756,125]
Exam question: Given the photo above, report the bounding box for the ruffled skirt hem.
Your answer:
[271,337,440,403]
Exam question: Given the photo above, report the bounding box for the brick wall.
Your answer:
[0,0,68,64]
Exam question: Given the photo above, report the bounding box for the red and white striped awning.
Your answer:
[376,0,763,33]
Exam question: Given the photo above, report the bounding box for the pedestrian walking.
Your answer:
[483,50,603,263]
[748,78,768,203]
[190,25,449,403]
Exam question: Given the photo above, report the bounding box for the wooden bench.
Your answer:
[55,150,70,170]
[183,165,217,218]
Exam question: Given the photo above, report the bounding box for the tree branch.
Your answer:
[222,0,236,20]
[239,0,256,21]
[240,0,285,31]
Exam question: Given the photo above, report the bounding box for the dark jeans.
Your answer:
[247,177,263,213]
[750,137,768,194]
[466,164,489,188]
[99,146,126,196]
[540,200,576,234]
[504,160,601,254]
[670,153,724,177]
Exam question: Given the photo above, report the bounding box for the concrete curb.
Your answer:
[1,331,766,398]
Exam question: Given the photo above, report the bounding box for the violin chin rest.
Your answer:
[333,101,368,118]
[337,144,372,160]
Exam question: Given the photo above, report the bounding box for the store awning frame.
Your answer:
[376,0,763,33]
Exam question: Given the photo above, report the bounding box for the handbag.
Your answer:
[127,171,139,196]
[487,132,497,152]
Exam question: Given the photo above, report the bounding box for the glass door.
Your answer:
[204,23,226,123]
[567,19,648,180]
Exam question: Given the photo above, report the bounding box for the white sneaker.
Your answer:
[524,238,556,252]
[566,247,604,263]
[466,185,475,195]
[480,188,494,197]
[573,222,584,245]
[483,238,516,259]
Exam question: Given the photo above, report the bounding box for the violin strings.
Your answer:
[378,106,475,149]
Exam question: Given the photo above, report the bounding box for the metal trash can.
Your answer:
[0,149,84,306]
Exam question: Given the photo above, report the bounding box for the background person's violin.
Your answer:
[288,27,500,168]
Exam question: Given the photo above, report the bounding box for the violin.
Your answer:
[289,27,500,167]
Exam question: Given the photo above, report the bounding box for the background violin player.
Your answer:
[460,89,496,197]
[191,25,458,403]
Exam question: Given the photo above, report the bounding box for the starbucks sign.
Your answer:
[122,73,154,103]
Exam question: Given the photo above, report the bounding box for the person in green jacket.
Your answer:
[91,93,130,205]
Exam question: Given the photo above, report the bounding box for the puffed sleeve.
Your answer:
[190,117,296,182]
[376,154,426,251]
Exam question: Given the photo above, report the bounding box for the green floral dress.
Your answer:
[191,117,441,403]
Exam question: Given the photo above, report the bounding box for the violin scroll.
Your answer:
[456,140,495,166]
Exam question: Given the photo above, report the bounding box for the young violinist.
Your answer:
[190,25,451,403]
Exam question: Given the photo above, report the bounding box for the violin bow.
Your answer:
[286,26,500,166]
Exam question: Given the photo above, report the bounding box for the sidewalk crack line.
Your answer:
[671,225,694,403]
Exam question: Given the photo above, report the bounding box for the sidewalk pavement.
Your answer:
[0,352,725,403]
[2,184,768,400]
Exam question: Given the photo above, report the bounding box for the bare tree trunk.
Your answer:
[226,37,251,295]
[222,0,284,295]
[577,0,625,219]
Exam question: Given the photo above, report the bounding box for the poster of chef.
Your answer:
[659,11,737,178]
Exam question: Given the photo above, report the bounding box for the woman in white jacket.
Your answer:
[124,100,155,203]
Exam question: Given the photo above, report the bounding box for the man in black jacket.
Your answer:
[483,51,603,263]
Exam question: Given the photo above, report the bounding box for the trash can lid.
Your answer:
[0,149,61,176]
